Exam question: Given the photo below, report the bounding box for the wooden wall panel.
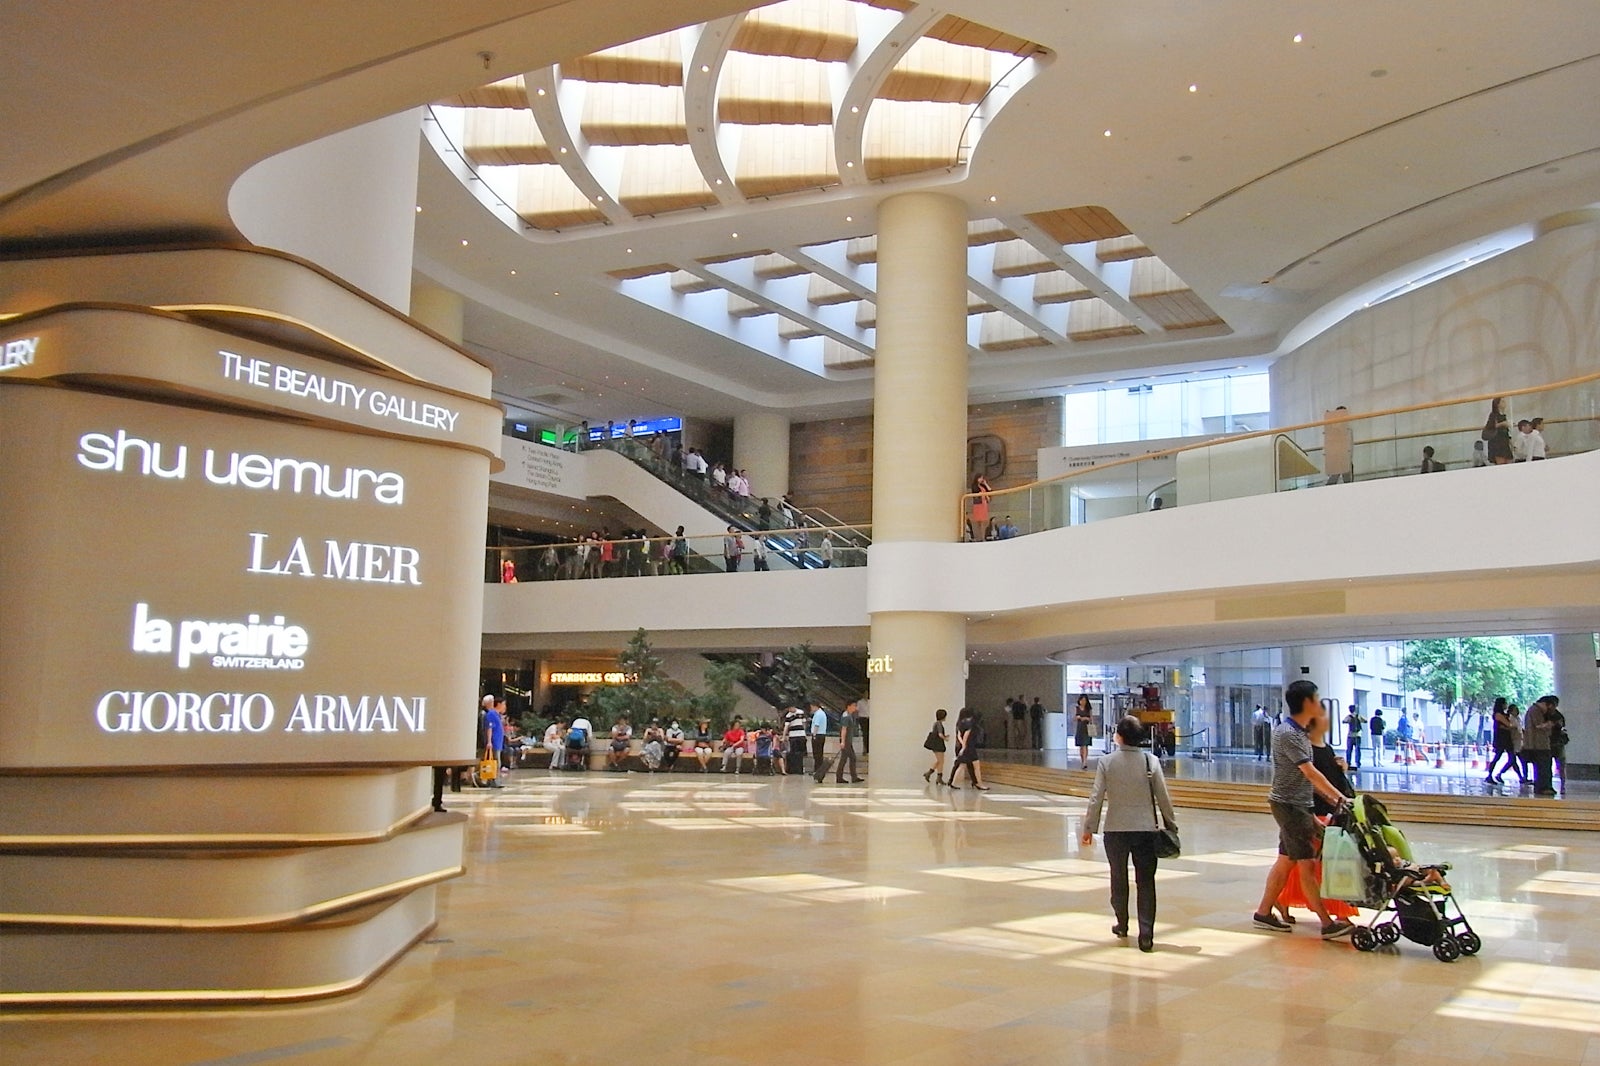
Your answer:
[788,397,1063,525]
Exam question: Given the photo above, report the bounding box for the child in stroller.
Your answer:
[1327,793,1481,962]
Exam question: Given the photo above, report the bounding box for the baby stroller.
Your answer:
[1325,793,1481,962]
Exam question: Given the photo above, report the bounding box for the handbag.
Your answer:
[1145,754,1180,858]
[923,729,946,752]
[479,746,499,782]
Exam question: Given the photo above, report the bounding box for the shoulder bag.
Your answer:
[1144,753,1180,858]
[923,725,946,752]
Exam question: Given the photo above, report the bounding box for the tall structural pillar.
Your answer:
[1554,632,1599,777]
[733,411,790,502]
[867,192,969,784]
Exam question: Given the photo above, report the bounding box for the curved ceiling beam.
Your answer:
[523,66,630,226]
[834,4,946,188]
[683,15,745,206]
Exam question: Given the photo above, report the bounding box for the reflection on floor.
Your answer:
[990,748,1600,800]
[5,768,1600,1065]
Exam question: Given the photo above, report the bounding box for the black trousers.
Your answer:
[811,735,827,775]
[1102,831,1159,937]
[835,741,857,782]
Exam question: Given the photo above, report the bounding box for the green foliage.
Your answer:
[769,643,821,708]
[691,659,747,732]
[1399,636,1554,727]
[588,628,684,726]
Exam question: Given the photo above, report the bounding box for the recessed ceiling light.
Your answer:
[559,146,568,153]
[415,205,422,213]
[987,195,997,202]
[536,87,546,96]
[460,239,469,246]
[701,64,711,73]
[845,215,853,222]
[1188,84,1198,92]
[731,232,739,238]
[1103,129,1112,137]
[554,291,560,296]
[715,178,723,184]
[850,105,860,114]
[626,247,633,254]
[1292,33,1304,43]
[845,160,854,167]
[510,269,517,276]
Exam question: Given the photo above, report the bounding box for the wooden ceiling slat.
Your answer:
[463,110,552,166]
[925,14,1037,57]
[1023,205,1131,245]
[439,76,526,109]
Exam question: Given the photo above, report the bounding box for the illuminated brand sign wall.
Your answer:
[0,375,490,768]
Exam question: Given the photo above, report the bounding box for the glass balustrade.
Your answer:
[486,524,871,583]
[960,372,1599,538]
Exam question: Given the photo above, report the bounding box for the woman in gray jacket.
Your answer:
[1080,716,1179,952]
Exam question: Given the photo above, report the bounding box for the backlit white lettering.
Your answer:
[130,603,309,669]
[1,335,38,372]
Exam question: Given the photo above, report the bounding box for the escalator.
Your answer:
[593,437,871,569]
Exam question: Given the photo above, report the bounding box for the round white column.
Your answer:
[228,109,422,312]
[868,191,969,784]
[411,283,466,344]
[733,410,790,503]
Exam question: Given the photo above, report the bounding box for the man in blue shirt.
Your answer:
[809,702,830,778]
[483,697,507,789]
[1251,680,1352,939]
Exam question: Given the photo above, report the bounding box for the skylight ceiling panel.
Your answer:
[1068,299,1143,341]
[754,253,808,280]
[1024,205,1131,245]
[967,219,1016,246]
[618,144,717,215]
[464,109,554,166]
[1096,234,1153,262]
[846,235,877,264]
[823,337,875,370]
[967,292,997,314]
[880,36,990,105]
[733,124,839,197]
[978,311,1048,352]
[855,301,877,329]
[862,99,967,180]
[728,293,777,319]
[1032,271,1092,304]
[925,15,1037,57]
[580,82,688,146]
[564,33,682,86]
[1129,259,1225,330]
[991,239,1054,278]
[514,166,606,230]
[732,0,858,62]
[718,53,834,125]
[778,316,820,339]
[806,275,857,306]
[439,76,527,109]
[670,270,718,295]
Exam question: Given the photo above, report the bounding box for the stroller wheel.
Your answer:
[1378,923,1402,945]
[1456,930,1482,956]
[1432,935,1461,963]
[1351,926,1378,952]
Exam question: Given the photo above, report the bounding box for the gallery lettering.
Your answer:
[131,601,309,669]
[219,350,461,433]
[284,694,428,733]
[1,335,39,372]
[75,430,405,503]
[96,690,275,733]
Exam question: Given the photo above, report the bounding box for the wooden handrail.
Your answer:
[960,369,1600,530]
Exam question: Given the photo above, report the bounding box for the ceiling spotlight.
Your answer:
[845,160,854,167]
[715,178,723,184]
[1292,33,1304,43]
[988,195,997,202]
[415,205,422,213]
[845,215,853,222]
[731,232,739,238]
[559,146,568,153]
[701,64,711,73]
[626,247,633,254]
[536,87,546,96]
[510,269,517,275]
[1103,129,1112,137]
[460,239,469,246]
[553,291,560,296]
[1188,83,1198,92]
[850,105,860,114]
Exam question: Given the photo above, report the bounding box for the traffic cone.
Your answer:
[1435,746,1445,769]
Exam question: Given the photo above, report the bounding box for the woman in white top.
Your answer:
[1081,716,1179,952]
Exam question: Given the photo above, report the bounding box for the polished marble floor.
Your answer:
[6,765,1600,1065]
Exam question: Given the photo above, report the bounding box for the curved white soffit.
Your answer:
[833,4,942,188]
[685,15,745,206]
